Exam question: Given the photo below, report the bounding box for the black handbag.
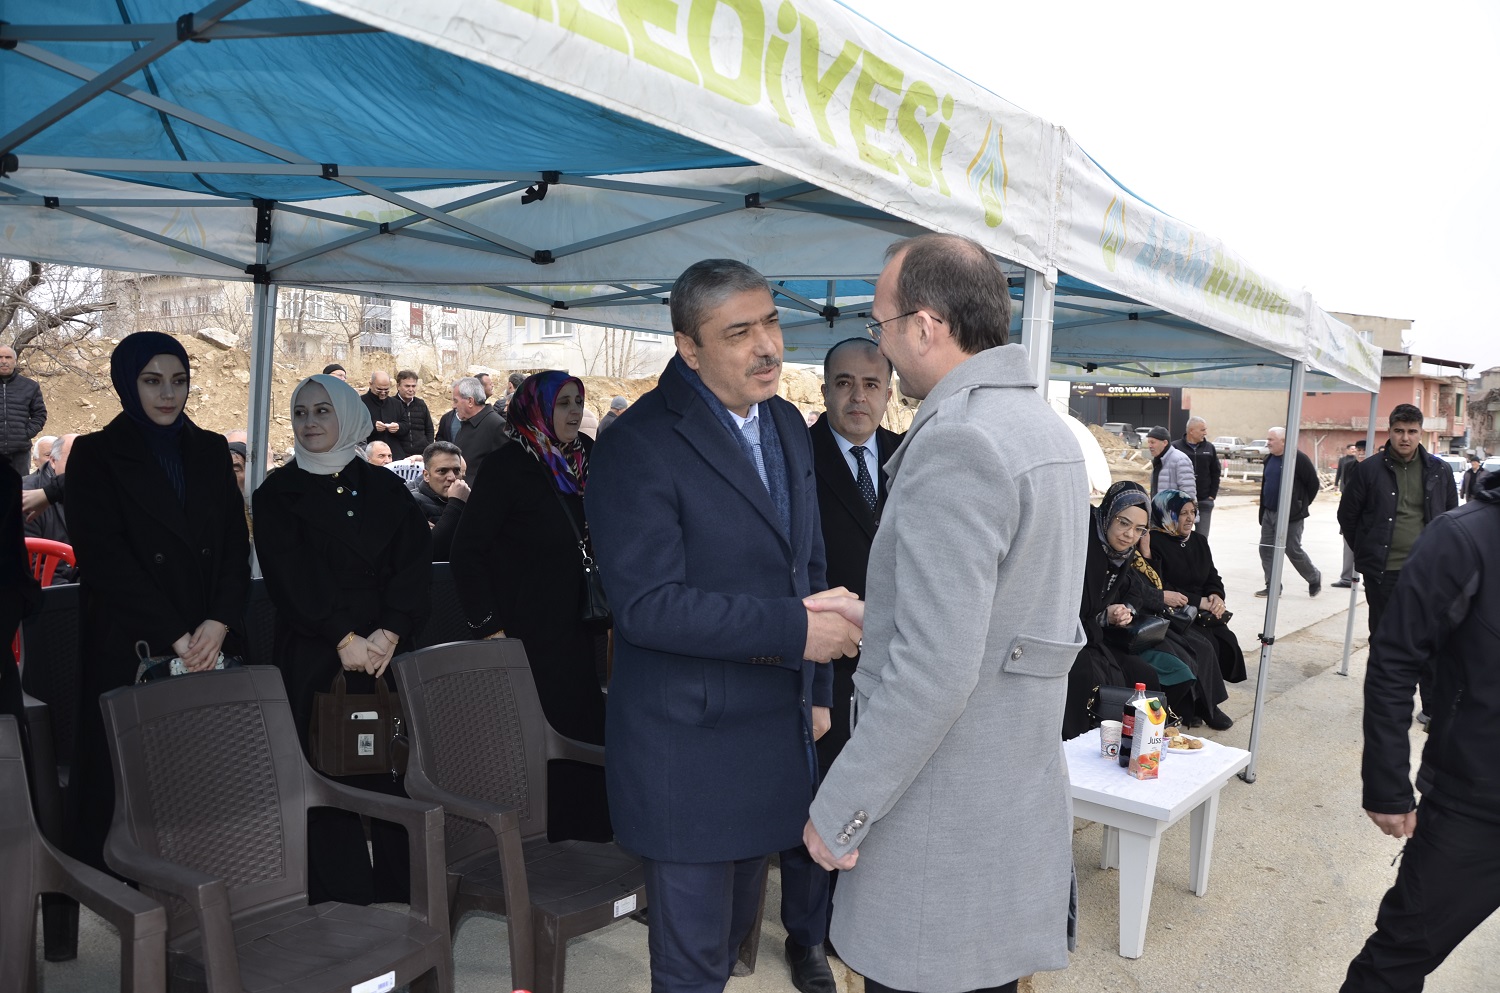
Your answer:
[553,489,611,627]
[1164,604,1199,634]
[1088,683,1137,725]
[308,670,405,779]
[1104,614,1169,655]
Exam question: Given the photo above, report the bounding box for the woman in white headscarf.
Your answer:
[252,374,431,906]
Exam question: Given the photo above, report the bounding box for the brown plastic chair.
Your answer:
[0,715,167,993]
[99,666,453,993]
[393,639,647,993]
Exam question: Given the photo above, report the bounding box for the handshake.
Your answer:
[803,587,865,663]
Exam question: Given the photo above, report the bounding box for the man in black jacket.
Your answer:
[360,370,406,459]
[411,441,468,561]
[1173,416,1221,537]
[1460,454,1483,503]
[0,346,48,475]
[1332,440,1365,588]
[1341,468,1500,992]
[1336,404,1458,637]
[393,369,435,459]
[21,433,76,583]
[1255,426,1322,598]
[778,337,902,991]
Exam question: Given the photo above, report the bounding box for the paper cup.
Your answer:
[1099,720,1123,758]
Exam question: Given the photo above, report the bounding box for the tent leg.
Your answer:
[1020,267,1055,397]
[245,204,277,577]
[1338,391,1382,677]
[1242,361,1308,783]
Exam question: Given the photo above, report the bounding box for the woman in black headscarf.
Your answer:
[1064,481,1172,738]
[253,374,431,906]
[450,370,611,842]
[1147,490,1248,684]
[65,331,251,871]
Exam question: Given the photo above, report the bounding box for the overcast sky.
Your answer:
[850,0,1500,374]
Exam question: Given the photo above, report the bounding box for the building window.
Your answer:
[513,315,527,330]
[160,299,172,316]
[541,320,572,338]
[439,322,457,341]
[634,329,667,343]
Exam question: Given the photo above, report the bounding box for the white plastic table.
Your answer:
[1065,727,1251,958]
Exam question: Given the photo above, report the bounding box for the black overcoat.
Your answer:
[65,414,251,869]
[808,413,901,771]
[251,456,431,741]
[449,438,610,840]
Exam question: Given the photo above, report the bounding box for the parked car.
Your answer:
[1241,439,1271,463]
[1214,436,1248,458]
[1134,427,1152,447]
[1483,456,1500,475]
[1437,454,1466,494]
[1100,422,1137,447]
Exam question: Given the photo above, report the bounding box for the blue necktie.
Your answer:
[850,445,877,510]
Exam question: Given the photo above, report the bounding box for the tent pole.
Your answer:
[1021,267,1055,397]
[245,203,277,577]
[1242,360,1307,783]
[1339,390,1383,676]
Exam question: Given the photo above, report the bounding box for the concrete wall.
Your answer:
[1330,311,1413,352]
[1181,388,1290,444]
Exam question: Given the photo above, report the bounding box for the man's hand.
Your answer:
[21,488,49,519]
[1163,590,1189,609]
[181,619,228,671]
[447,479,472,503]
[805,590,865,631]
[812,706,831,741]
[804,818,857,871]
[1366,809,1417,839]
[804,609,861,663]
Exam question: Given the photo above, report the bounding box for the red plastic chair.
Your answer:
[14,539,76,670]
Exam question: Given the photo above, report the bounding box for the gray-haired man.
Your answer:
[437,376,508,466]
[1174,416,1221,537]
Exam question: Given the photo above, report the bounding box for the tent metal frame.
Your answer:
[0,1,1380,775]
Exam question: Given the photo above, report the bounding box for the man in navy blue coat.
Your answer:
[587,259,861,993]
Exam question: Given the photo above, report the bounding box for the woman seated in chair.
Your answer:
[1146,489,1247,685]
[253,374,431,905]
[1064,481,1175,739]
[66,332,251,872]
[450,371,611,842]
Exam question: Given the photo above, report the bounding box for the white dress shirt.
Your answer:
[832,428,880,495]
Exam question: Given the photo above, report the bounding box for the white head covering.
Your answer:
[290,374,371,475]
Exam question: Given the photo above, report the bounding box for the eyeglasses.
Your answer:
[864,310,944,342]
[864,311,916,342]
[1112,517,1149,538]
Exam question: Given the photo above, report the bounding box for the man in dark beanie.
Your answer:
[1144,425,1195,501]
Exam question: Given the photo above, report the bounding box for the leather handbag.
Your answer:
[1088,683,1138,725]
[308,670,405,778]
[553,489,611,627]
[1164,604,1199,634]
[1104,614,1170,655]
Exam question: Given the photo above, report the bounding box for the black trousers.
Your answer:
[865,979,1017,993]
[1342,798,1500,992]
[779,843,830,947]
[1366,569,1432,713]
[641,855,767,993]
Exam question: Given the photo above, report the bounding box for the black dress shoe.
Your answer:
[1206,707,1234,731]
[785,936,837,993]
[1331,580,1352,589]
[1309,578,1322,598]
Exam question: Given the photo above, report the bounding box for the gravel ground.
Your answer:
[36,497,1494,992]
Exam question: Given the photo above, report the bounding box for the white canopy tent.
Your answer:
[0,0,1382,779]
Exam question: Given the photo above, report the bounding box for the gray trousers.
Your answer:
[1340,538,1357,583]
[1259,512,1321,588]
[1195,498,1215,538]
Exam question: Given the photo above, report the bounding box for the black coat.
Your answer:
[66,414,252,870]
[361,391,406,458]
[251,456,431,742]
[1145,529,1247,683]
[21,463,74,583]
[449,439,611,841]
[413,480,465,561]
[1362,469,1500,821]
[438,404,510,466]
[808,414,901,771]
[0,371,47,456]
[1173,437,1221,501]
[1336,443,1459,578]
[1258,449,1321,523]
[394,395,435,458]
[2,461,42,732]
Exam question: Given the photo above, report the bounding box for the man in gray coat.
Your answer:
[805,234,1089,993]
[1145,426,1195,501]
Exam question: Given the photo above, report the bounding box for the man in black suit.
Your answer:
[777,337,902,985]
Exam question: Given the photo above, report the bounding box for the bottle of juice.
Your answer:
[1118,683,1148,769]
[1127,695,1167,780]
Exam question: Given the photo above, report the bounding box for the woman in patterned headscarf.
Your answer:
[450,371,611,842]
[1146,489,1247,684]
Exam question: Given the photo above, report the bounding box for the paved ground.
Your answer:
[35,495,1496,992]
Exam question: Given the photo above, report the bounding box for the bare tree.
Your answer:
[1,258,114,354]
